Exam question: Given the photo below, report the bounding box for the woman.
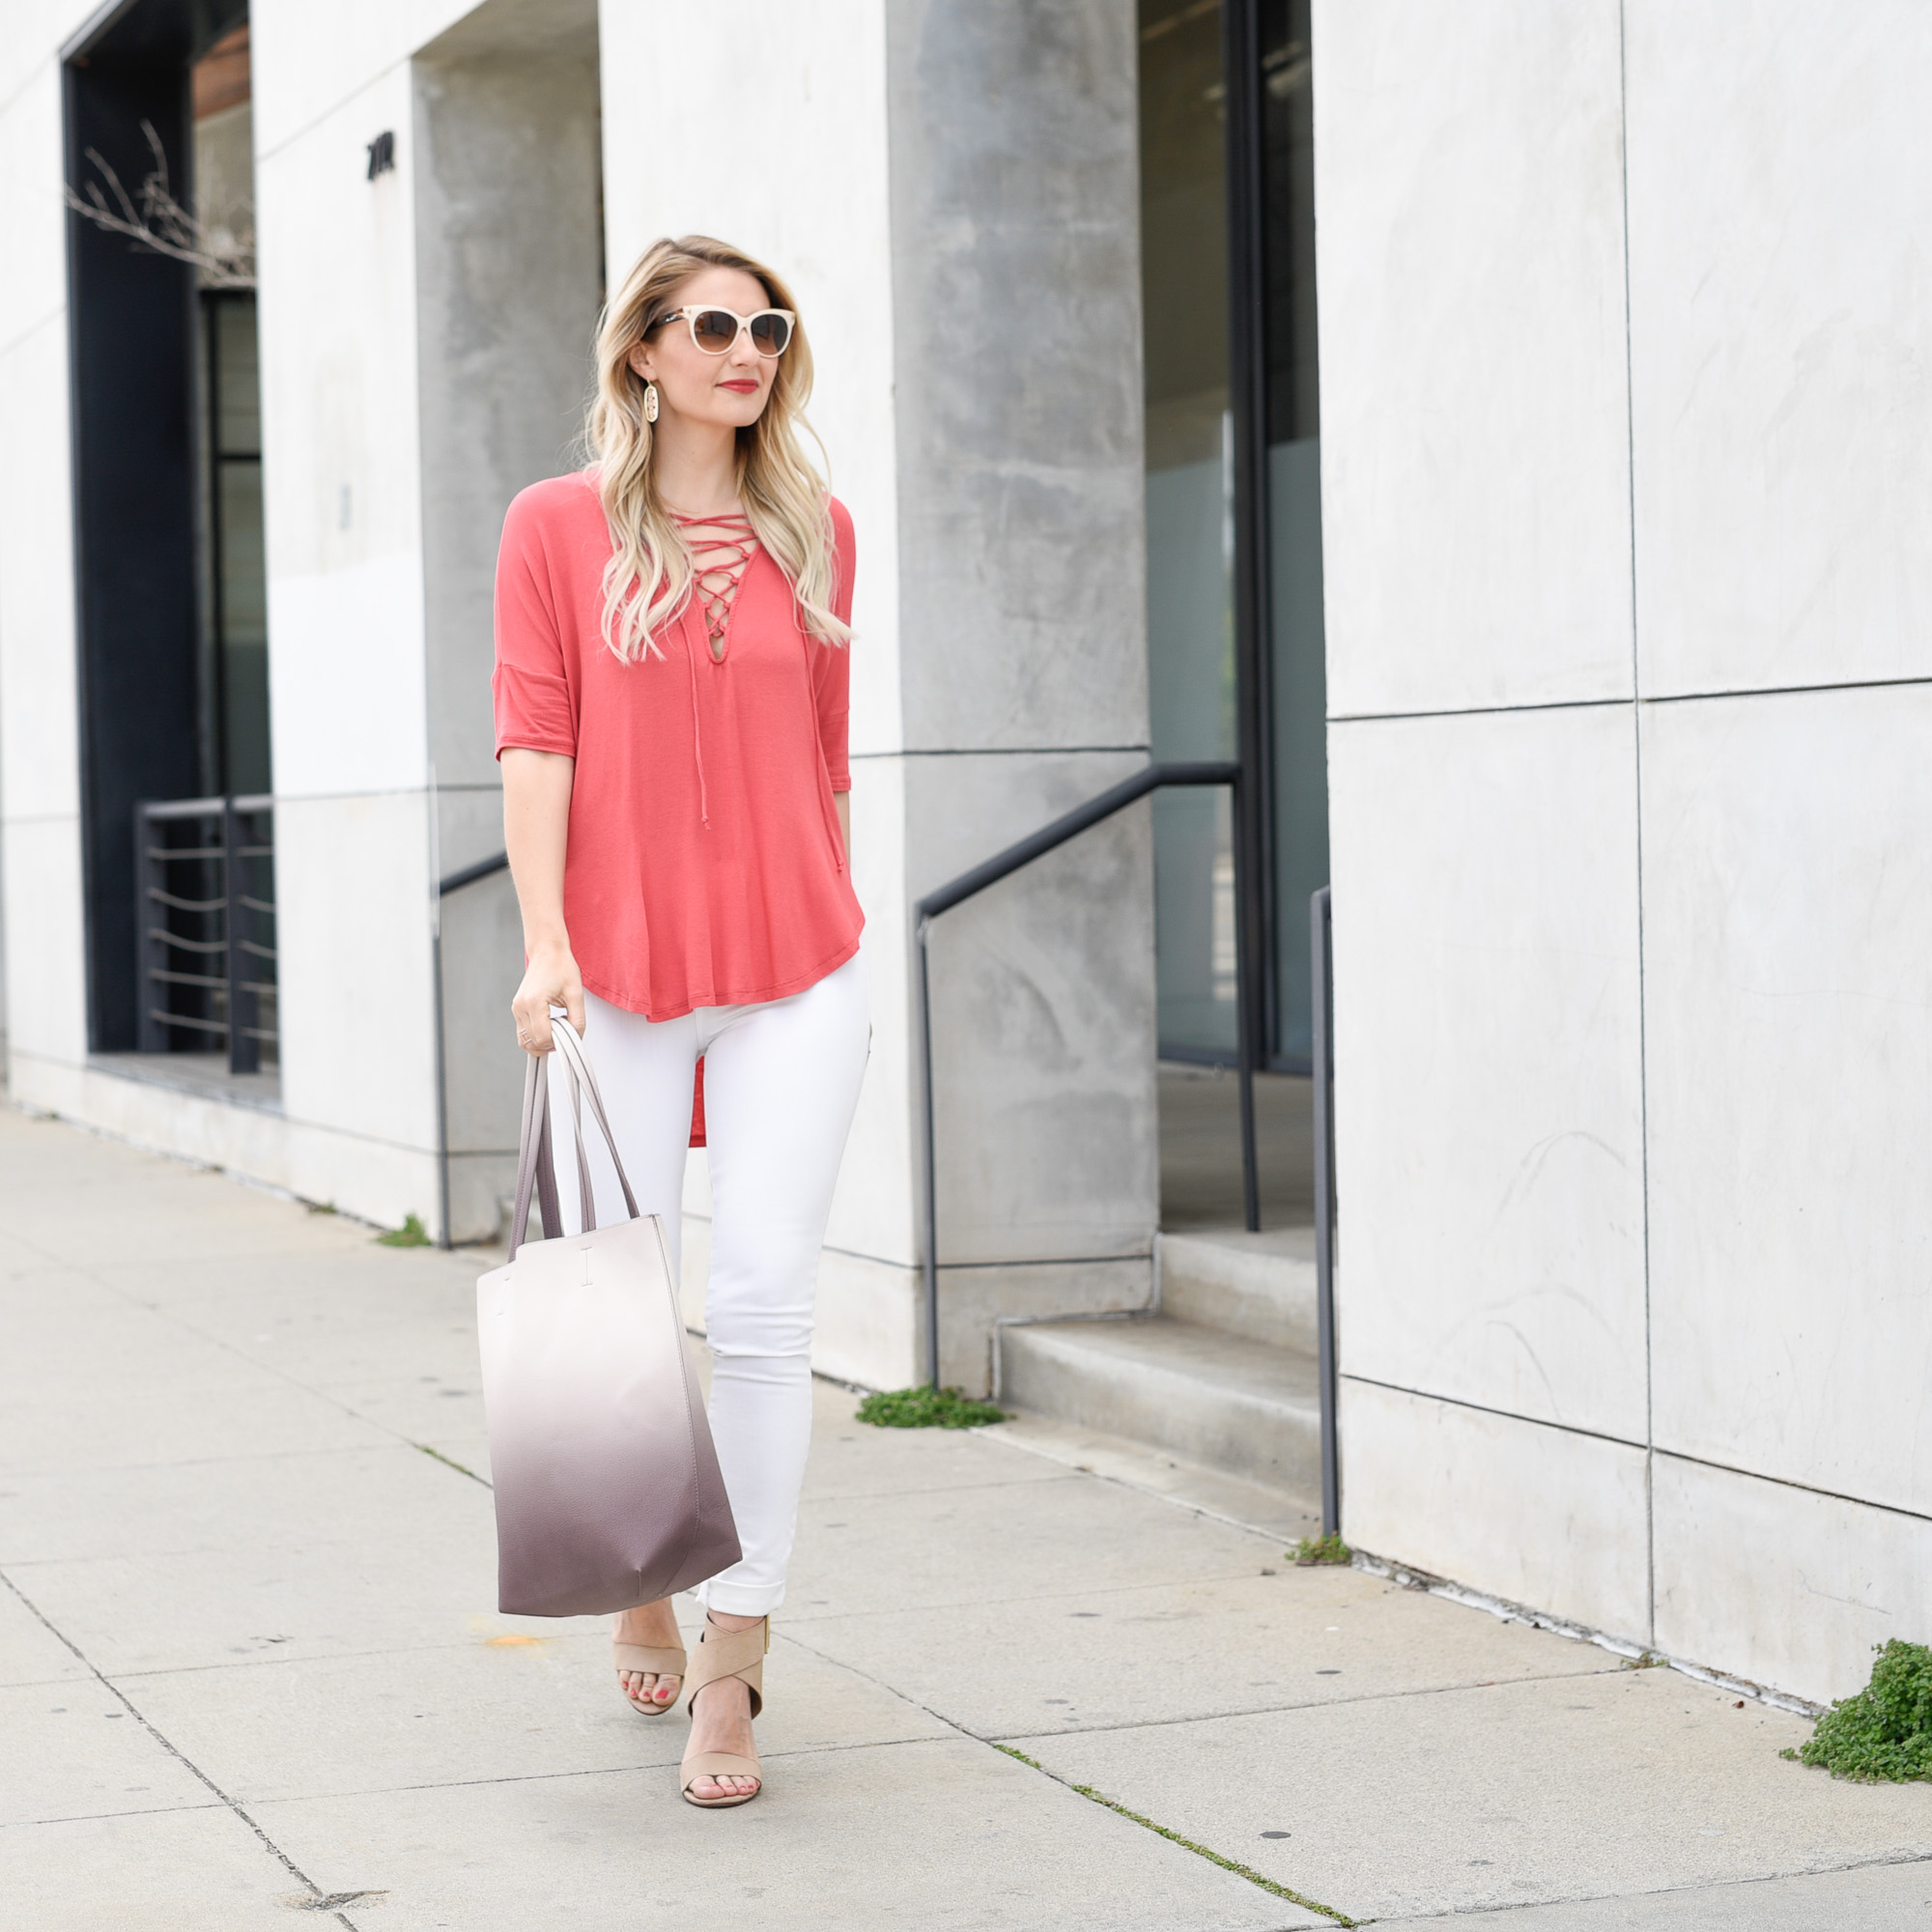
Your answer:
[492,235,868,1810]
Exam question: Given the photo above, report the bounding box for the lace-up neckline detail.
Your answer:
[671,509,758,663]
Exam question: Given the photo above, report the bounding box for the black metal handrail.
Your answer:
[439,851,508,896]
[916,760,1260,1390]
[431,810,1291,1418]
[134,794,277,1073]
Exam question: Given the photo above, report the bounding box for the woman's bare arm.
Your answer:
[836,789,850,858]
[502,748,584,1053]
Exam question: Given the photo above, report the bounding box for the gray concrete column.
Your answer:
[412,0,604,1237]
[886,0,1157,1390]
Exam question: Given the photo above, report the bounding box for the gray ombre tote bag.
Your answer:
[477,1015,740,1617]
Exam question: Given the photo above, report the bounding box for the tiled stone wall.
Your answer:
[1319,0,1932,1704]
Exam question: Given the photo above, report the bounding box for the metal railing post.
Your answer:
[911,761,1249,1393]
[917,915,941,1391]
[134,801,163,1053]
[1230,768,1262,1235]
[223,796,259,1073]
[1311,884,1339,1536]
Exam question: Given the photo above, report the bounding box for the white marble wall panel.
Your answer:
[277,1120,440,1238]
[1313,0,1634,716]
[1625,1,1932,696]
[274,792,439,1169]
[251,0,485,157]
[1342,1379,1651,1644]
[1654,1455,1932,1708]
[249,42,449,1234]
[12,1056,293,1181]
[0,313,78,823]
[812,1248,920,1393]
[0,816,88,1073]
[0,63,82,1081]
[0,4,97,110]
[598,0,903,763]
[1641,686,1932,1516]
[254,63,428,800]
[0,61,63,359]
[1328,705,1647,1438]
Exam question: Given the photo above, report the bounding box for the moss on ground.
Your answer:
[1784,1640,1932,1782]
[1292,1533,1351,1567]
[377,1213,431,1248]
[856,1386,1006,1429]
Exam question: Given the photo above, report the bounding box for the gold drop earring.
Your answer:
[643,382,659,424]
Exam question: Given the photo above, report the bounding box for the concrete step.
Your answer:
[1157,1227,1318,1352]
[998,1314,1320,1496]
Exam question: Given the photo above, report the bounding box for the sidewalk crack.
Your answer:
[777,1625,1353,1923]
[0,1567,368,1929]
[993,1742,1356,1926]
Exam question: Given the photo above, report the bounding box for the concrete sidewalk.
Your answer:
[2,1103,1929,1930]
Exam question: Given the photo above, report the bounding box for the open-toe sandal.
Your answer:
[613,1634,686,1718]
[679,1615,767,1808]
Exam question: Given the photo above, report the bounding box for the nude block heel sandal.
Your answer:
[679,1616,767,1808]
[613,1636,687,1717]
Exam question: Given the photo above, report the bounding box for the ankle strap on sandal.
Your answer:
[685,1614,767,1719]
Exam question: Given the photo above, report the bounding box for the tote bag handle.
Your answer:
[508,1013,642,1254]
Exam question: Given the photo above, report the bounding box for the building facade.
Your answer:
[1,0,1926,1711]
[1319,2,1932,1712]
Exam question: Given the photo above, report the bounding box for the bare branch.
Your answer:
[64,118,255,289]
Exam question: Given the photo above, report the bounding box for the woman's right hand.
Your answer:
[512,939,585,1056]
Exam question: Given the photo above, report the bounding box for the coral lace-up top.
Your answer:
[492,472,862,1020]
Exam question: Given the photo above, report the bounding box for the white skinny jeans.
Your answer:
[544,952,868,1616]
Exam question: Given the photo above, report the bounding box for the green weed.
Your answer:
[855,1385,1005,1430]
[1783,1640,1932,1782]
[1292,1533,1351,1567]
[377,1213,432,1248]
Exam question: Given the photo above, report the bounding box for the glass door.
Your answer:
[1260,0,1327,1068]
[1140,0,1237,1061]
[1139,0,1328,1068]
[203,290,270,797]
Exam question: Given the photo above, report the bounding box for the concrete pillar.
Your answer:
[251,28,443,1227]
[412,0,604,1237]
[248,0,602,1236]
[600,0,1154,1394]
[0,35,90,1102]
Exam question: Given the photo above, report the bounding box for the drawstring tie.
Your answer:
[683,611,710,828]
[669,510,758,833]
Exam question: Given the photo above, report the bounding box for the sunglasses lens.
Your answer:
[691,310,738,353]
[750,312,793,356]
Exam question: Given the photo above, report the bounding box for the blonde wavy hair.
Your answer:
[584,235,848,662]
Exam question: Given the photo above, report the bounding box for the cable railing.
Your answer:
[134,795,277,1073]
